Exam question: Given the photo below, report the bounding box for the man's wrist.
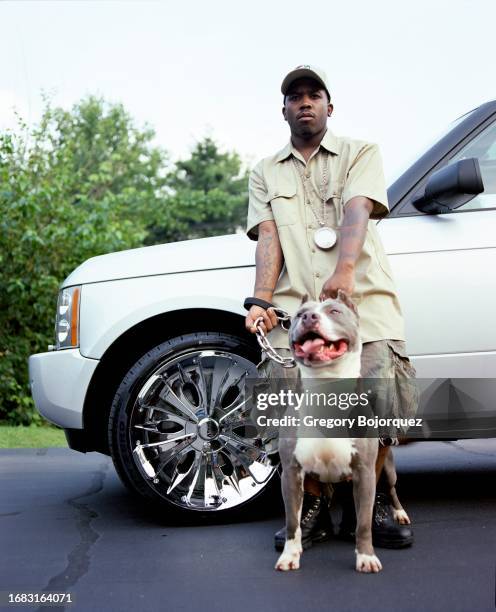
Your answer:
[335,259,356,274]
[254,287,274,300]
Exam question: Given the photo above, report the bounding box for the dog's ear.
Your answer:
[300,293,309,305]
[337,289,358,316]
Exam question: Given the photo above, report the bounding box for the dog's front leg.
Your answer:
[353,465,383,573]
[383,447,411,524]
[275,464,304,571]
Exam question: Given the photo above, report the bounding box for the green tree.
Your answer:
[0,96,169,424]
[146,137,249,243]
[0,97,249,425]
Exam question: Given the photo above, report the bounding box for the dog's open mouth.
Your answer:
[293,331,349,362]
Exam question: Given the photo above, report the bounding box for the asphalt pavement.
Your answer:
[1,440,495,612]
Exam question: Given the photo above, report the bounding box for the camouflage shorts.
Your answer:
[256,339,419,446]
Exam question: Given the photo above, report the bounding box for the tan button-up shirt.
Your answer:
[246,128,405,349]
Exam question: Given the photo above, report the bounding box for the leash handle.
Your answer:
[244,296,295,367]
[243,297,274,311]
[244,297,292,332]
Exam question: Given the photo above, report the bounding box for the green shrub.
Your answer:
[0,96,248,425]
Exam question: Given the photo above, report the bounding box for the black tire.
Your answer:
[108,331,282,521]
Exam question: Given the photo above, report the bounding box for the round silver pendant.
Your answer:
[313,226,337,249]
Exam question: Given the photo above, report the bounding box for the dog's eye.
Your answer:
[329,309,341,315]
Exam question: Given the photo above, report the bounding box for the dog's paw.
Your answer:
[275,552,301,571]
[355,552,383,573]
[393,508,411,524]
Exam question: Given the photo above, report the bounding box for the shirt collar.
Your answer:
[275,128,339,163]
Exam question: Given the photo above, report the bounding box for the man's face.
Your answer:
[282,77,333,138]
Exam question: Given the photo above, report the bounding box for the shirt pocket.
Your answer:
[268,185,298,227]
[326,180,345,224]
[326,179,344,201]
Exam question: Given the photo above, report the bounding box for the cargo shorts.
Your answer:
[256,339,419,447]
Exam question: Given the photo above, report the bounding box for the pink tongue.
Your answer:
[301,338,325,355]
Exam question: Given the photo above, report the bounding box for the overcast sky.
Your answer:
[1,0,494,181]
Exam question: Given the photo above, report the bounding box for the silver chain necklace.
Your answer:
[291,150,337,249]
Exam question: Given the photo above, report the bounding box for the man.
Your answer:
[244,65,416,550]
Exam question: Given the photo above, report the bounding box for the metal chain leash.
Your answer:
[253,307,296,368]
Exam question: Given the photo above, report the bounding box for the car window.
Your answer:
[386,110,473,185]
[448,120,496,211]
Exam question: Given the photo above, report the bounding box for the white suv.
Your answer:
[29,101,496,518]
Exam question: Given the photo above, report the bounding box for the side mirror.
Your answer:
[412,157,484,214]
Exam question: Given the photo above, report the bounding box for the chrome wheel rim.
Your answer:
[129,348,277,511]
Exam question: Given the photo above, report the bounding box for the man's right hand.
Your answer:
[245,305,278,335]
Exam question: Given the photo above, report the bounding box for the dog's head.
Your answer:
[288,290,360,368]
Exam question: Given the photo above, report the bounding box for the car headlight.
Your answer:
[54,285,81,349]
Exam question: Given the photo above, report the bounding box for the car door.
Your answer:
[376,110,496,379]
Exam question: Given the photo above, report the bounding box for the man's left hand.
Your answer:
[319,269,355,301]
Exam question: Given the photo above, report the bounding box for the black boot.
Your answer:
[336,483,414,549]
[372,492,413,549]
[336,481,356,542]
[274,492,334,551]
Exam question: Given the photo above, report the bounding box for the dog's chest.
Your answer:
[294,438,357,483]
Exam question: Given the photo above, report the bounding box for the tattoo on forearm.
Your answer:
[337,202,370,266]
[254,230,283,295]
[339,251,359,260]
[338,227,362,239]
[341,206,367,225]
